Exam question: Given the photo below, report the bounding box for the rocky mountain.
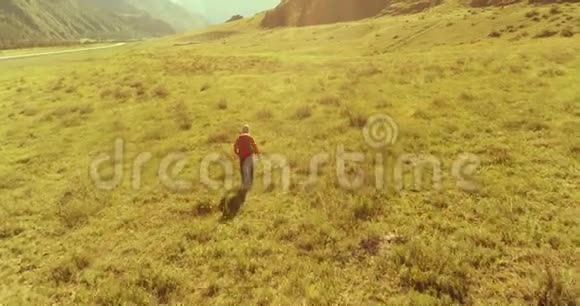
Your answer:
[260,0,419,27]
[0,0,206,49]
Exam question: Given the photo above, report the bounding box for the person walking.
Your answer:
[234,125,260,189]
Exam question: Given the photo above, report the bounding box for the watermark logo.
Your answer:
[363,114,399,148]
[88,114,481,194]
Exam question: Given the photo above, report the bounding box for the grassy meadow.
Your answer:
[0,2,579,304]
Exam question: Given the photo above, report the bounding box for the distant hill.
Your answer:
[0,0,207,49]
[124,0,209,32]
[171,0,280,24]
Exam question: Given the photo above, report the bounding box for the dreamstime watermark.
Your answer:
[89,114,481,193]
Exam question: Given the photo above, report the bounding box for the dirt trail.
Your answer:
[0,43,126,61]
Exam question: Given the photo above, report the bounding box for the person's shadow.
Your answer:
[219,188,248,221]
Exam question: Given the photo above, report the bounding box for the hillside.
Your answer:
[0,1,579,304]
[260,0,579,27]
[261,0,442,27]
[0,0,206,49]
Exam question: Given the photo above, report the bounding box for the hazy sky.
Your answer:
[173,0,280,24]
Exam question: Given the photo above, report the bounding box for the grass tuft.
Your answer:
[294,105,313,120]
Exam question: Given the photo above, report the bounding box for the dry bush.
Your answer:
[353,201,383,221]
[459,92,477,101]
[50,103,94,118]
[0,223,24,239]
[129,80,147,97]
[549,6,562,15]
[200,83,211,92]
[50,253,93,285]
[560,28,574,37]
[488,31,502,38]
[0,172,25,190]
[21,107,39,117]
[152,84,170,98]
[100,88,113,99]
[112,86,132,101]
[357,66,383,78]
[208,130,232,144]
[344,109,368,128]
[57,179,108,228]
[216,98,228,110]
[525,10,540,18]
[534,29,558,38]
[318,95,341,106]
[294,105,313,120]
[412,109,432,120]
[432,97,448,108]
[136,266,181,303]
[255,109,273,120]
[391,240,472,304]
[536,268,576,306]
[526,121,550,132]
[569,145,580,156]
[173,100,192,131]
[486,146,512,165]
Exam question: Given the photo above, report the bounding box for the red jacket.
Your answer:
[234,134,259,159]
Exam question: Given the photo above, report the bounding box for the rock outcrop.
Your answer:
[261,0,441,28]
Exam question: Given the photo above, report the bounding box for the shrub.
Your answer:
[345,110,368,128]
[200,83,211,92]
[208,130,231,144]
[488,31,502,38]
[353,201,383,221]
[318,95,341,106]
[294,105,313,120]
[216,98,228,110]
[561,28,574,37]
[51,263,75,284]
[459,92,476,101]
[173,100,192,131]
[525,10,539,18]
[536,268,576,306]
[130,81,147,97]
[0,224,24,239]
[57,180,108,228]
[392,240,471,304]
[358,66,382,77]
[486,146,512,165]
[112,86,132,101]
[255,109,273,120]
[137,266,180,303]
[21,107,39,117]
[152,84,170,98]
[549,6,562,15]
[100,88,113,99]
[534,29,558,38]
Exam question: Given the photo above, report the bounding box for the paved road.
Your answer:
[0,43,127,61]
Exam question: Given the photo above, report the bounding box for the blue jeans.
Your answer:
[240,156,254,189]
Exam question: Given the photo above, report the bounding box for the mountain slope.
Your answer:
[0,0,206,49]
[261,0,442,27]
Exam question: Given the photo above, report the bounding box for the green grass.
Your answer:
[0,3,579,304]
